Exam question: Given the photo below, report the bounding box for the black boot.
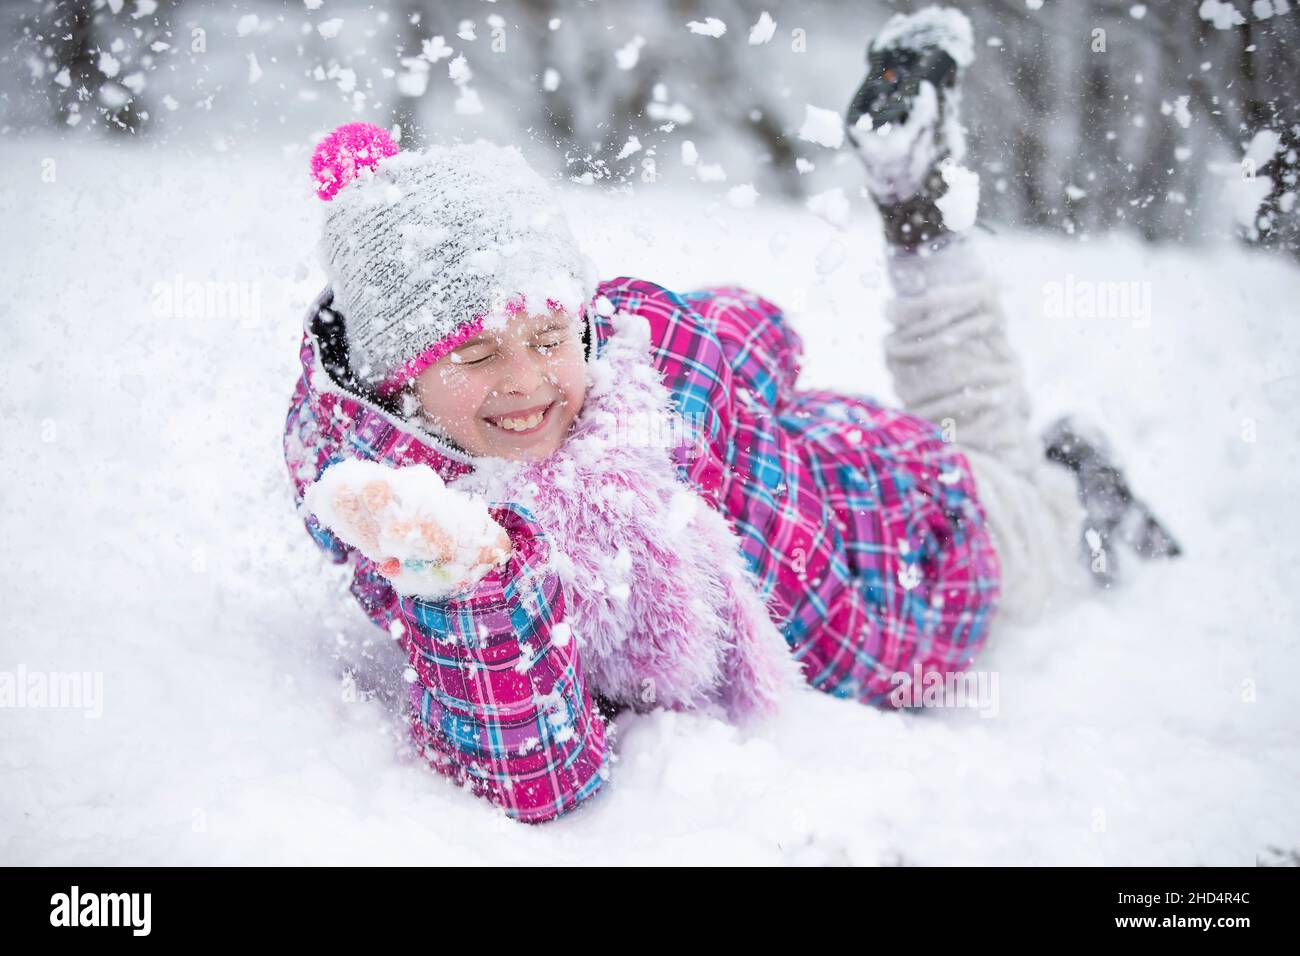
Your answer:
[845,8,973,252]
[1042,416,1183,588]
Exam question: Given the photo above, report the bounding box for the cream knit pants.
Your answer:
[882,236,1086,625]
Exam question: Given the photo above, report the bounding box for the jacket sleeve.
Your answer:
[400,502,610,824]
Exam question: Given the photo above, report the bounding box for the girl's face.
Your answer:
[412,308,587,460]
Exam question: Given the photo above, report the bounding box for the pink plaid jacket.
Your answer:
[283,276,1001,823]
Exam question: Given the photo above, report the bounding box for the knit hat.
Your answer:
[311,122,598,398]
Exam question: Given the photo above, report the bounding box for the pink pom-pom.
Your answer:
[311,122,399,201]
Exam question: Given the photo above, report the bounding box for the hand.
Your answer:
[305,459,512,599]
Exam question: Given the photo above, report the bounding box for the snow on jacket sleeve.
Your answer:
[401,501,610,824]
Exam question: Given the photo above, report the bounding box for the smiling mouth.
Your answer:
[483,401,556,435]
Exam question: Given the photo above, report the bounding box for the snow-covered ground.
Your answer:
[3,137,1298,865]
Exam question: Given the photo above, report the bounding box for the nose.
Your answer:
[497,342,547,396]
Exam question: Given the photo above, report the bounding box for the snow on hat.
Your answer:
[311,122,598,398]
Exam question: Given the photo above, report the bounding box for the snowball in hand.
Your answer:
[304,459,511,599]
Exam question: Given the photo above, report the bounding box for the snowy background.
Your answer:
[2,0,1299,864]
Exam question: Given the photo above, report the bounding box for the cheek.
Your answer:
[420,370,490,427]
[553,356,588,414]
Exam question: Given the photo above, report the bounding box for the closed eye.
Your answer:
[454,328,569,364]
[535,327,569,350]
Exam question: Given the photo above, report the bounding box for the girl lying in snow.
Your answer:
[283,7,1179,823]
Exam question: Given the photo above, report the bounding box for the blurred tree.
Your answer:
[4,0,1294,257]
[938,0,1298,258]
[34,0,176,134]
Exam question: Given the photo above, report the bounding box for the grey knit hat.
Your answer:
[311,123,598,397]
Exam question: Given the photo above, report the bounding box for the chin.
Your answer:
[522,443,559,461]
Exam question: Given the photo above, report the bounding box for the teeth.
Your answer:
[491,407,546,432]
